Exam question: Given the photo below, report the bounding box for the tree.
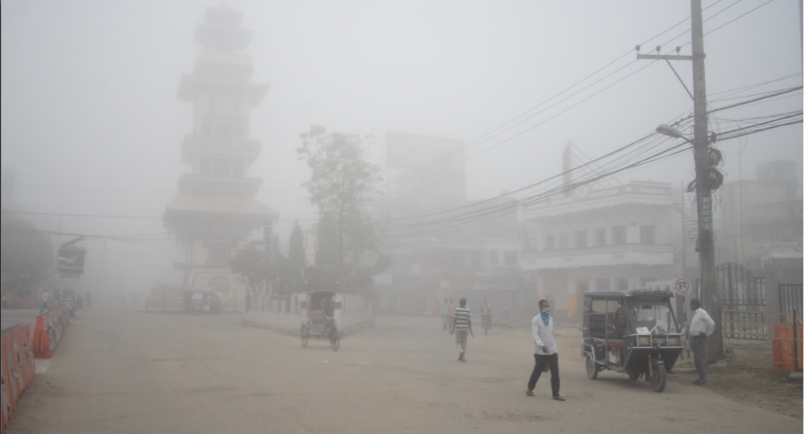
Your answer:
[288,220,305,293]
[229,246,267,290]
[298,125,383,292]
[0,212,54,298]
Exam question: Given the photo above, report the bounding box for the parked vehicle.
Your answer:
[183,289,222,314]
[581,289,683,393]
[300,290,340,351]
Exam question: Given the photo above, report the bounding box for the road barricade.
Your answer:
[1,323,36,433]
[32,305,70,359]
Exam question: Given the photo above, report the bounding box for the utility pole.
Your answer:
[639,0,721,361]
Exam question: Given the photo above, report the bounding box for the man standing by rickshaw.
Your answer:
[689,298,715,386]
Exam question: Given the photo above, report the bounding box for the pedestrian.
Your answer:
[526,299,564,401]
[450,298,473,361]
[41,290,49,314]
[481,299,492,334]
[689,298,715,386]
[440,298,449,331]
[447,298,456,331]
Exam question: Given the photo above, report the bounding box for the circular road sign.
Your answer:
[674,279,691,294]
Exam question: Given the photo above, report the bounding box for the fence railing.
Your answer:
[721,309,801,371]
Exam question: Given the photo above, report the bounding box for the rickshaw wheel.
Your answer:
[329,330,340,352]
[301,325,309,348]
[585,356,599,379]
[628,370,640,381]
[649,362,667,392]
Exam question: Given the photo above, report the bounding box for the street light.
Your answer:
[656,121,722,362]
[656,124,687,141]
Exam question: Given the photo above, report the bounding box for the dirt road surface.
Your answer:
[6,306,801,434]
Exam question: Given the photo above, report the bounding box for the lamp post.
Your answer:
[656,123,721,362]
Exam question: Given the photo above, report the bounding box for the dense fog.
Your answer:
[1,0,801,303]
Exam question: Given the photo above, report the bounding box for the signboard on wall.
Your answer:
[58,247,87,277]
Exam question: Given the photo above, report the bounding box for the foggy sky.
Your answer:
[1,0,801,295]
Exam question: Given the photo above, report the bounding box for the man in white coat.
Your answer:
[689,298,715,385]
[526,299,564,400]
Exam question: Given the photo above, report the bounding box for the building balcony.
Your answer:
[181,135,260,164]
[521,244,675,271]
[178,174,262,197]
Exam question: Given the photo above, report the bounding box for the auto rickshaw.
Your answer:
[300,290,340,351]
[183,289,222,314]
[581,289,683,392]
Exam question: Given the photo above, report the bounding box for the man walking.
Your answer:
[526,299,564,400]
[440,298,449,331]
[689,298,715,385]
[447,298,456,331]
[41,290,49,314]
[450,298,474,361]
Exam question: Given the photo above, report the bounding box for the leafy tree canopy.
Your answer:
[1,211,54,296]
[298,125,383,290]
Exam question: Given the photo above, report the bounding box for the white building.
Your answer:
[521,181,677,317]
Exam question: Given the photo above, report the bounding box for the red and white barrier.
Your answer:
[1,323,36,433]
[32,305,70,359]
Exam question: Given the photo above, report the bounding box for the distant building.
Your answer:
[521,180,677,317]
[163,4,276,310]
[716,160,802,270]
[375,133,525,316]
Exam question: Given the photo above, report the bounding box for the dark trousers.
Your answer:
[528,353,560,396]
[691,335,708,381]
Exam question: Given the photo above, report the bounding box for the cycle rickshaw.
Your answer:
[300,290,340,351]
[581,289,683,392]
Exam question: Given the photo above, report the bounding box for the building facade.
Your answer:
[521,181,677,317]
[164,4,276,310]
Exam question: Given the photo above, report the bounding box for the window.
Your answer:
[213,159,231,177]
[595,228,606,246]
[232,160,245,178]
[616,278,629,291]
[640,225,656,245]
[612,225,626,245]
[234,123,247,138]
[640,277,657,287]
[198,157,212,176]
[545,235,555,251]
[575,230,587,248]
[595,278,610,292]
[208,245,228,265]
[214,122,233,138]
[504,251,517,266]
[470,251,482,270]
[489,251,499,265]
[559,233,568,250]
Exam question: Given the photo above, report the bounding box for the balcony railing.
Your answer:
[178,174,262,196]
[528,244,674,258]
[181,135,260,163]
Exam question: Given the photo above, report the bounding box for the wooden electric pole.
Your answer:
[639,0,721,361]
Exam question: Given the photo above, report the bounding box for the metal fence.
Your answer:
[721,309,801,370]
[779,284,803,319]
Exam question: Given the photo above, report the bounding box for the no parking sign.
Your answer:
[674,279,691,295]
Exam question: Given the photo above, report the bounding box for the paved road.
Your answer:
[6,306,800,434]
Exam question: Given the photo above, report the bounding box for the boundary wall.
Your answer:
[244,293,373,335]
[1,323,35,433]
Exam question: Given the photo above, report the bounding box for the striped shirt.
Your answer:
[454,307,471,330]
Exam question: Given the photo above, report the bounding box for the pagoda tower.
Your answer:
[164,4,275,309]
